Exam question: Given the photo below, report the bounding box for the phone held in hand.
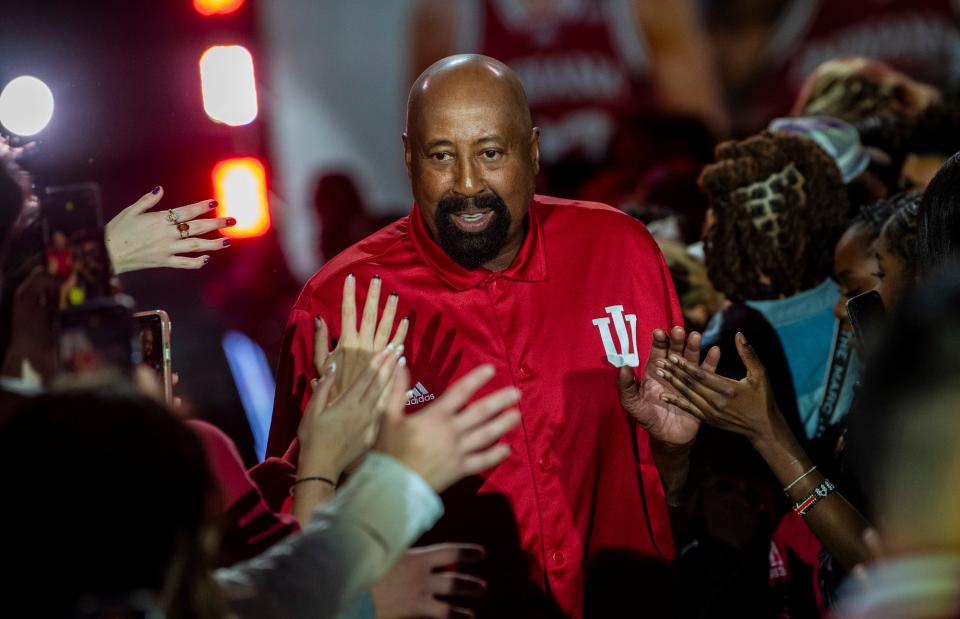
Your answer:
[134,310,173,404]
[846,290,886,355]
[55,296,138,383]
[41,183,113,308]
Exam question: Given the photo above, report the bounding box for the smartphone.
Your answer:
[846,290,886,355]
[135,310,173,404]
[55,296,138,381]
[41,183,112,308]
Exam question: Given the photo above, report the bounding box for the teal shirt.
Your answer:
[746,279,859,438]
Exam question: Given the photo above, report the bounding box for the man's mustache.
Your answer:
[437,193,505,214]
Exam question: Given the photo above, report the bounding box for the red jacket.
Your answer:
[269,195,682,617]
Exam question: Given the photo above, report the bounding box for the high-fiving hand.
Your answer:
[314,274,409,404]
[618,326,720,447]
[651,331,780,445]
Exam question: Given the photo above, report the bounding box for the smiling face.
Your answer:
[404,56,540,271]
[832,223,881,326]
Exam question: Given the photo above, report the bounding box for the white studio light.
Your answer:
[0,76,55,136]
[200,45,258,126]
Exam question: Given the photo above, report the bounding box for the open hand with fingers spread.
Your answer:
[618,326,721,447]
[105,186,236,273]
[373,543,487,619]
[653,331,783,446]
[375,363,521,493]
[317,274,409,403]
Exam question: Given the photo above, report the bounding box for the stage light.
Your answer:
[194,0,245,16]
[0,76,54,136]
[199,45,258,126]
[213,157,270,238]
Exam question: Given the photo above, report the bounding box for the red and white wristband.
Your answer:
[793,478,836,517]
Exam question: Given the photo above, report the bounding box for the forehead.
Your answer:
[411,80,525,145]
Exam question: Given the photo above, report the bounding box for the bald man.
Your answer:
[270,55,717,618]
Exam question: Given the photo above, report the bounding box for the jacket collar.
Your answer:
[409,197,548,291]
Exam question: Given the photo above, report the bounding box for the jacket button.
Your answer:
[538,456,554,472]
[518,363,532,379]
[552,551,565,565]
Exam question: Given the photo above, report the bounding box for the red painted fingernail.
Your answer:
[222,238,231,247]
[390,291,398,297]
[202,255,210,265]
[225,217,237,226]
[372,274,381,280]
[209,200,218,209]
[151,186,161,195]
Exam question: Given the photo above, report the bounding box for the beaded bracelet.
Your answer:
[793,478,836,517]
[289,476,337,496]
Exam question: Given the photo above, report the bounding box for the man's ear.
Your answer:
[529,127,541,174]
[402,133,413,178]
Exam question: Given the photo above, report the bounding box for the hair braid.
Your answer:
[700,132,848,301]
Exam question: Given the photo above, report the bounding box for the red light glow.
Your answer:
[193,0,245,16]
[213,158,270,238]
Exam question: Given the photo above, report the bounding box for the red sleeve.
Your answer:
[633,235,684,560]
[187,420,300,566]
[266,305,329,459]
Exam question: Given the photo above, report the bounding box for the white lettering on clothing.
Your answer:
[592,305,639,367]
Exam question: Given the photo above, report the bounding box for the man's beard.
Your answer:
[434,192,512,269]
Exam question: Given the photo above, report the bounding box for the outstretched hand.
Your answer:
[298,345,404,482]
[653,331,781,445]
[105,186,235,273]
[375,363,521,493]
[373,543,487,619]
[314,274,408,404]
[618,326,720,447]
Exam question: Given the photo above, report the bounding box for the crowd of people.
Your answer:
[4,3,960,618]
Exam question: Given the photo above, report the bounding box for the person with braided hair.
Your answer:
[700,130,853,440]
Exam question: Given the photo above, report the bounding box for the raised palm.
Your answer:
[618,327,720,447]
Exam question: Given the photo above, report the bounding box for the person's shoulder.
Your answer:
[296,216,413,308]
[535,194,660,249]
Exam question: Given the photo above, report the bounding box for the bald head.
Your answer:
[406,54,532,135]
[402,55,540,272]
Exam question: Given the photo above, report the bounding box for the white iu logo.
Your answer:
[592,305,639,367]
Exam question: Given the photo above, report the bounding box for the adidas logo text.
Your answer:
[404,381,436,406]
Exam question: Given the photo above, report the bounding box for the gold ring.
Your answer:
[167,209,179,223]
[177,222,190,239]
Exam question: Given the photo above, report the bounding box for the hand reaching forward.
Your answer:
[652,332,781,445]
[297,345,404,482]
[105,186,235,273]
[618,326,720,447]
[375,364,521,494]
[314,274,409,404]
[372,543,487,619]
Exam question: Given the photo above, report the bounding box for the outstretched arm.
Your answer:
[656,332,872,569]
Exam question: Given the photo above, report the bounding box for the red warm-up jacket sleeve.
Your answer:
[187,420,299,566]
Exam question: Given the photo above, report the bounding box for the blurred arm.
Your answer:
[633,0,729,136]
[216,452,443,619]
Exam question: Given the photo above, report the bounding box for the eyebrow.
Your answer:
[424,139,454,150]
[424,135,504,150]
